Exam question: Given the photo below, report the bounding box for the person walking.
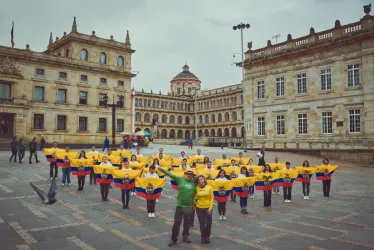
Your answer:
[102,136,110,152]
[188,137,193,149]
[17,138,26,163]
[40,136,46,151]
[9,136,18,163]
[29,137,39,164]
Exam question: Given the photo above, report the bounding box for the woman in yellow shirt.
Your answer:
[195,175,214,244]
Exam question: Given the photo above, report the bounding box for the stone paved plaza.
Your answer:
[0,144,373,250]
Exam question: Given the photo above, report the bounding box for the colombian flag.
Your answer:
[279,169,299,187]
[70,159,93,176]
[129,162,146,170]
[150,155,171,161]
[172,158,183,168]
[159,160,173,169]
[43,148,64,162]
[221,167,241,179]
[268,162,286,172]
[107,155,121,167]
[86,153,102,165]
[136,178,166,200]
[230,157,251,165]
[93,165,116,184]
[143,166,169,178]
[233,177,256,197]
[111,150,131,160]
[168,169,187,190]
[295,167,317,183]
[214,159,232,168]
[55,152,79,168]
[137,156,150,166]
[188,156,205,166]
[207,180,235,202]
[315,165,338,180]
[195,164,218,171]
[255,172,280,191]
[243,165,263,174]
[196,169,219,180]
[113,170,141,190]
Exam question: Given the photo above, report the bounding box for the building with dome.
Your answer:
[134,64,244,145]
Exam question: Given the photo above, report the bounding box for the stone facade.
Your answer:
[242,8,374,150]
[0,17,135,144]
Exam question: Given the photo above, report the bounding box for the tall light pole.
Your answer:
[233,22,250,152]
[193,87,198,140]
[103,94,124,147]
[272,34,281,44]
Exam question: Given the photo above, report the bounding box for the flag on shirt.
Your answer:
[279,169,299,187]
[55,152,79,167]
[295,167,317,183]
[255,172,280,191]
[232,177,256,197]
[207,180,235,202]
[196,169,219,180]
[113,170,141,190]
[11,22,15,48]
[43,148,64,162]
[93,165,116,184]
[70,159,94,176]
[221,167,241,179]
[136,178,165,200]
[315,165,338,181]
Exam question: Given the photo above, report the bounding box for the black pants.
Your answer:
[90,169,96,184]
[121,189,130,206]
[240,197,248,209]
[147,200,156,213]
[190,210,195,226]
[77,176,86,188]
[10,149,17,162]
[283,186,292,200]
[49,162,58,178]
[264,190,272,207]
[196,208,212,239]
[302,183,310,196]
[171,207,192,241]
[231,192,236,201]
[322,180,331,196]
[29,151,38,163]
[18,151,25,162]
[217,202,226,215]
[100,184,110,200]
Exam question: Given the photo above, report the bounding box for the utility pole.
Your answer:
[272,34,281,44]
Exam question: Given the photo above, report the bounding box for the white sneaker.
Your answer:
[288,200,291,203]
[272,191,275,195]
[50,177,53,180]
[306,196,309,200]
[68,183,71,186]
[133,192,137,196]
[250,196,254,199]
[222,216,227,221]
[219,215,223,221]
[151,213,155,217]
[148,213,151,217]
[284,200,287,202]
[277,191,280,195]
[304,196,307,200]
[62,183,65,186]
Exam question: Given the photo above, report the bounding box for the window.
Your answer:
[33,114,44,129]
[99,118,107,132]
[169,115,175,124]
[59,72,67,79]
[117,119,124,132]
[34,87,44,101]
[185,116,190,124]
[224,112,229,122]
[177,88,181,95]
[57,89,66,103]
[100,78,107,85]
[321,68,332,91]
[199,115,203,124]
[241,95,243,104]
[257,81,265,99]
[349,109,360,133]
[322,112,332,134]
[78,117,87,131]
[348,64,360,87]
[232,111,237,121]
[178,115,183,124]
[297,73,307,94]
[218,113,222,122]
[99,52,107,64]
[57,115,67,130]
[35,68,44,76]
[118,80,124,87]
[117,56,124,67]
[99,93,106,106]
[188,87,191,94]
[0,83,11,102]
[144,113,150,123]
[257,117,265,136]
[276,115,285,135]
[79,91,87,105]
[298,114,308,135]
[276,77,285,96]
[80,49,88,61]
[80,75,88,82]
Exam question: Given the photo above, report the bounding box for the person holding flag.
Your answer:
[295,160,316,200]
[236,166,250,214]
[212,169,230,220]
[316,158,338,197]
[76,151,87,190]
[144,165,159,217]
[280,162,298,203]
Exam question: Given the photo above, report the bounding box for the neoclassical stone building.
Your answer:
[134,64,244,143]
[0,17,135,144]
[242,6,374,150]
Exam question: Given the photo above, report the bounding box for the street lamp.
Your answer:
[103,94,124,147]
[193,87,198,140]
[233,22,250,152]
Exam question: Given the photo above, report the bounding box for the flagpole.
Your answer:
[11,21,15,48]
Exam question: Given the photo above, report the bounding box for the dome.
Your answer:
[171,64,200,82]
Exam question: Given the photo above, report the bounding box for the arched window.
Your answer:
[144,128,151,134]
[232,127,237,137]
[218,128,222,137]
[204,114,209,124]
[173,103,176,110]
[232,111,237,121]
[117,56,124,67]
[211,129,215,137]
[224,128,230,137]
[135,112,141,122]
[152,114,159,122]
[211,114,216,123]
[135,98,138,107]
[198,129,203,138]
[170,129,175,138]
[177,115,182,124]
[225,112,230,122]
[65,48,69,58]
[162,114,167,123]
[161,101,164,109]
[80,49,88,61]
[169,115,175,124]
[199,115,203,124]
[139,99,143,107]
[99,52,106,64]
[177,103,180,110]
[144,113,150,123]
[161,129,167,138]
[185,130,190,139]
[218,113,222,122]
[204,129,209,137]
[152,100,156,108]
[135,127,141,133]
[177,130,183,138]
[185,116,190,124]
[156,100,160,108]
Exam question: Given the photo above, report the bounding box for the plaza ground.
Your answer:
[0,144,373,250]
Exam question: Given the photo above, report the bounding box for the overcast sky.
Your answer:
[0,0,371,93]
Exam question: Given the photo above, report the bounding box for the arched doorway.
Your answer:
[232,127,237,137]
[161,129,167,138]
[198,129,203,138]
[185,130,190,139]
[135,127,141,133]
[217,128,222,137]
[177,130,183,138]
[204,129,209,137]
[224,128,229,137]
[210,129,215,137]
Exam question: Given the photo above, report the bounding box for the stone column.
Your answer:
[362,53,374,142]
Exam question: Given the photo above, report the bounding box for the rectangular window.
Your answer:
[99,118,107,132]
[297,73,307,94]
[100,78,107,84]
[348,64,360,87]
[257,117,265,136]
[276,115,285,135]
[78,117,88,131]
[240,95,243,104]
[33,114,44,129]
[57,89,66,103]
[59,72,67,79]
[188,87,191,94]
[34,86,44,101]
[257,81,265,99]
[57,115,67,130]
[117,119,124,132]
[79,91,87,105]
[99,93,106,106]
[276,77,285,96]
[322,112,332,134]
[177,88,181,95]
[0,83,11,102]
[118,80,124,87]
[349,109,360,133]
[298,114,308,135]
[80,75,88,82]
[35,68,44,76]
[321,68,332,91]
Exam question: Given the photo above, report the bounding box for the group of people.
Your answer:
[9,136,44,164]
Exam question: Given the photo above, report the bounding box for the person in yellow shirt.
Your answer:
[195,175,214,244]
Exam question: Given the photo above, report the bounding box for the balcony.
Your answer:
[0,98,12,103]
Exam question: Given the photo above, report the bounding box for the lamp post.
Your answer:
[233,22,250,152]
[193,88,198,140]
[103,94,124,147]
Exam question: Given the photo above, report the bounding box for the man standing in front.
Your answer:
[156,167,196,247]
[29,137,39,164]
[103,136,110,152]
[188,137,193,149]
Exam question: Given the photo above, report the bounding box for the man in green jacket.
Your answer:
[157,167,196,247]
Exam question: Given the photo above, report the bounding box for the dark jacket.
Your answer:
[11,139,18,151]
[258,158,266,167]
[18,140,26,153]
[29,140,37,151]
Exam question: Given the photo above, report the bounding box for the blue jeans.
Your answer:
[273,186,280,192]
[62,168,71,184]
[249,186,254,196]
[239,197,248,209]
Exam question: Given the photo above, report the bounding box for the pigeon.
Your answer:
[30,177,57,205]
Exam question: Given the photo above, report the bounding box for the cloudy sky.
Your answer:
[0,0,371,93]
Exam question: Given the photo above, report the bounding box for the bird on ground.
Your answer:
[30,177,57,205]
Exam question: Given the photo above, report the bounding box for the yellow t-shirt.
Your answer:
[195,185,214,210]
